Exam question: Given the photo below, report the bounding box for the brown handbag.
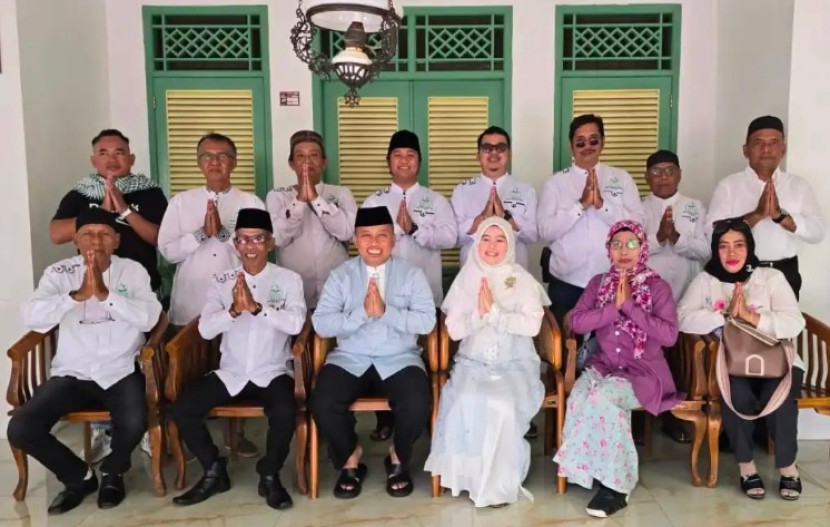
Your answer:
[716,316,795,420]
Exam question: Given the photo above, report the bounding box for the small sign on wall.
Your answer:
[280,91,300,106]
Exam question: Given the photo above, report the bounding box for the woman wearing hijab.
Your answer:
[678,217,805,501]
[553,220,681,518]
[425,217,549,508]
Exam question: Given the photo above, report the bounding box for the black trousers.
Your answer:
[758,256,801,300]
[310,365,430,471]
[7,371,146,485]
[548,276,585,330]
[168,373,296,476]
[722,367,803,468]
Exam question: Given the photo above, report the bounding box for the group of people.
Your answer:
[6,112,824,518]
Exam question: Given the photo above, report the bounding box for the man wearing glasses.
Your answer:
[170,208,306,510]
[538,114,644,327]
[641,150,710,301]
[451,126,538,269]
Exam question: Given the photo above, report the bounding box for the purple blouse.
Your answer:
[571,273,684,415]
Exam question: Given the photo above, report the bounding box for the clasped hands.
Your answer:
[364,277,386,318]
[580,168,604,210]
[230,272,260,317]
[71,250,109,302]
[99,177,129,215]
[295,163,319,203]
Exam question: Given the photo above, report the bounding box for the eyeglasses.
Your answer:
[479,143,509,154]
[609,239,641,250]
[198,152,236,163]
[647,166,680,178]
[234,234,270,245]
[573,137,601,149]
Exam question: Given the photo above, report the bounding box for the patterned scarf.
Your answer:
[74,173,159,201]
[595,220,658,359]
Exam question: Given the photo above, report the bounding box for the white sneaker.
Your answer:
[140,432,151,457]
[78,428,112,465]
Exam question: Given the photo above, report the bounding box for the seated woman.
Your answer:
[678,217,805,501]
[425,217,549,508]
[553,220,682,518]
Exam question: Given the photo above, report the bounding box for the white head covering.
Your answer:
[442,217,550,314]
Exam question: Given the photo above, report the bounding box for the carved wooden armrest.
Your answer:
[312,334,335,380]
[292,315,314,405]
[6,328,56,409]
[139,312,169,408]
[164,318,214,403]
[423,323,440,374]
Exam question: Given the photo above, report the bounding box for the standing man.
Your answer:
[451,126,538,269]
[266,130,357,309]
[538,114,645,326]
[707,115,825,299]
[642,150,710,301]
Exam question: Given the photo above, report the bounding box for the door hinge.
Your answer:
[153,96,157,109]
[670,94,673,109]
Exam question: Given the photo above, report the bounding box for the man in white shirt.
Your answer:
[707,115,825,299]
[170,208,306,509]
[538,114,645,325]
[642,150,710,301]
[9,208,162,514]
[266,130,357,308]
[451,126,538,269]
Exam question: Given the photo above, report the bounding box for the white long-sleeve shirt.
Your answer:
[450,173,538,269]
[21,255,162,389]
[198,263,306,396]
[363,182,457,304]
[642,193,711,301]
[266,183,356,308]
[158,186,265,326]
[706,167,825,261]
[677,268,806,369]
[537,163,645,288]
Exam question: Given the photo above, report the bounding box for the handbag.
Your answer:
[715,316,796,420]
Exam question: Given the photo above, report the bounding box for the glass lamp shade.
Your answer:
[331,46,373,67]
[304,0,390,33]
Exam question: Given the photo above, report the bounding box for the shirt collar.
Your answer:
[390,181,420,195]
[744,165,784,185]
[649,192,680,207]
[478,172,511,186]
[365,261,387,278]
[204,185,233,199]
[570,162,602,175]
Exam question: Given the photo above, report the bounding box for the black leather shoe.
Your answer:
[172,458,231,506]
[97,473,125,509]
[259,474,293,510]
[48,473,99,515]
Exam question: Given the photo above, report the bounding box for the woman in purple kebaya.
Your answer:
[553,220,682,518]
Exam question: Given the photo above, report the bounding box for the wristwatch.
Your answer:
[502,210,513,222]
[773,211,789,224]
[252,302,263,316]
[118,208,132,221]
[409,223,419,235]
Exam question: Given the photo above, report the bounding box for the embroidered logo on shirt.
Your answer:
[375,187,392,196]
[412,195,435,218]
[501,187,526,210]
[461,177,478,186]
[325,194,339,207]
[116,283,129,297]
[268,284,287,310]
[277,186,294,193]
[504,275,517,289]
[50,263,82,274]
[681,202,700,223]
[603,176,624,198]
[215,271,236,284]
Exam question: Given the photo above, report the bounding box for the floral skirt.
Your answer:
[553,367,640,494]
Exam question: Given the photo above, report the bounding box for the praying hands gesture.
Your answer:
[580,168,604,210]
[477,277,494,317]
[728,282,759,325]
[72,250,109,302]
[397,200,415,234]
[364,277,385,318]
[295,163,319,203]
[204,199,222,238]
[656,206,680,245]
[99,177,129,215]
[468,187,503,234]
[231,272,258,315]
[614,270,631,310]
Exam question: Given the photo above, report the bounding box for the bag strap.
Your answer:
[715,338,795,421]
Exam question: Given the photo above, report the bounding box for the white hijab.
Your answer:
[442,217,550,314]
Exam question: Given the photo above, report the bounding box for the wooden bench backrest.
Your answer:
[797,313,830,397]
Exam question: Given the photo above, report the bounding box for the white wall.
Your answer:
[18,0,112,279]
[0,0,35,438]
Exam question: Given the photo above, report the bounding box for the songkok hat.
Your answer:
[387,130,422,161]
[290,130,325,156]
[355,206,394,228]
[76,207,117,232]
[746,115,785,140]
[235,208,273,233]
[646,150,680,170]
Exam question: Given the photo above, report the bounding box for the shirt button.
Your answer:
[213,253,217,257]
[615,347,621,353]
[615,331,620,336]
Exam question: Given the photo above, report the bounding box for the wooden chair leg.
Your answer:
[148,424,167,497]
[11,445,28,501]
[431,475,441,497]
[83,422,93,465]
[543,407,554,457]
[295,413,309,496]
[671,408,706,487]
[643,412,654,460]
[227,419,240,461]
[767,435,775,456]
[706,403,721,488]
[310,418,319,499]
[167,420,187,490]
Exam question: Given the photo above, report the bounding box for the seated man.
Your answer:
[9,207,162,514]
[170,208,306,509]
[311,206,436,499]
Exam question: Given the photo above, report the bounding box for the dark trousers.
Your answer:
[548,276,585,330]
[310,365,430,471]
[168,372,296,476]
[722,367,803,468]
[758,256,801,300]
[7,371,146,485]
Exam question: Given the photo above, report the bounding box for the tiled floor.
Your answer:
[1,417,828,526]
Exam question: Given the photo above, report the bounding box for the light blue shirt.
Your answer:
[312,256,436,379]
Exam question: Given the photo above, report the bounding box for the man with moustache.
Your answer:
[537,114,645,326]
[310,206,436,499]
[9,207,162,514]
[170,208,306,510]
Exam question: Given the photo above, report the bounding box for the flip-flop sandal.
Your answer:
[740,474,765,500]
[370,425,394,442]
[333,463,368,499]
[384,455,413,498]
[779,476,801,501]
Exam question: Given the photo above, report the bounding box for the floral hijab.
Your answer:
[596,220,658,359]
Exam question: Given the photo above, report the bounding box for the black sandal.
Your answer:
[779,476,802,501]
[740,474,765,500]
[333,463,367,499]
[370,425,394,442]
[384,455,413,498]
